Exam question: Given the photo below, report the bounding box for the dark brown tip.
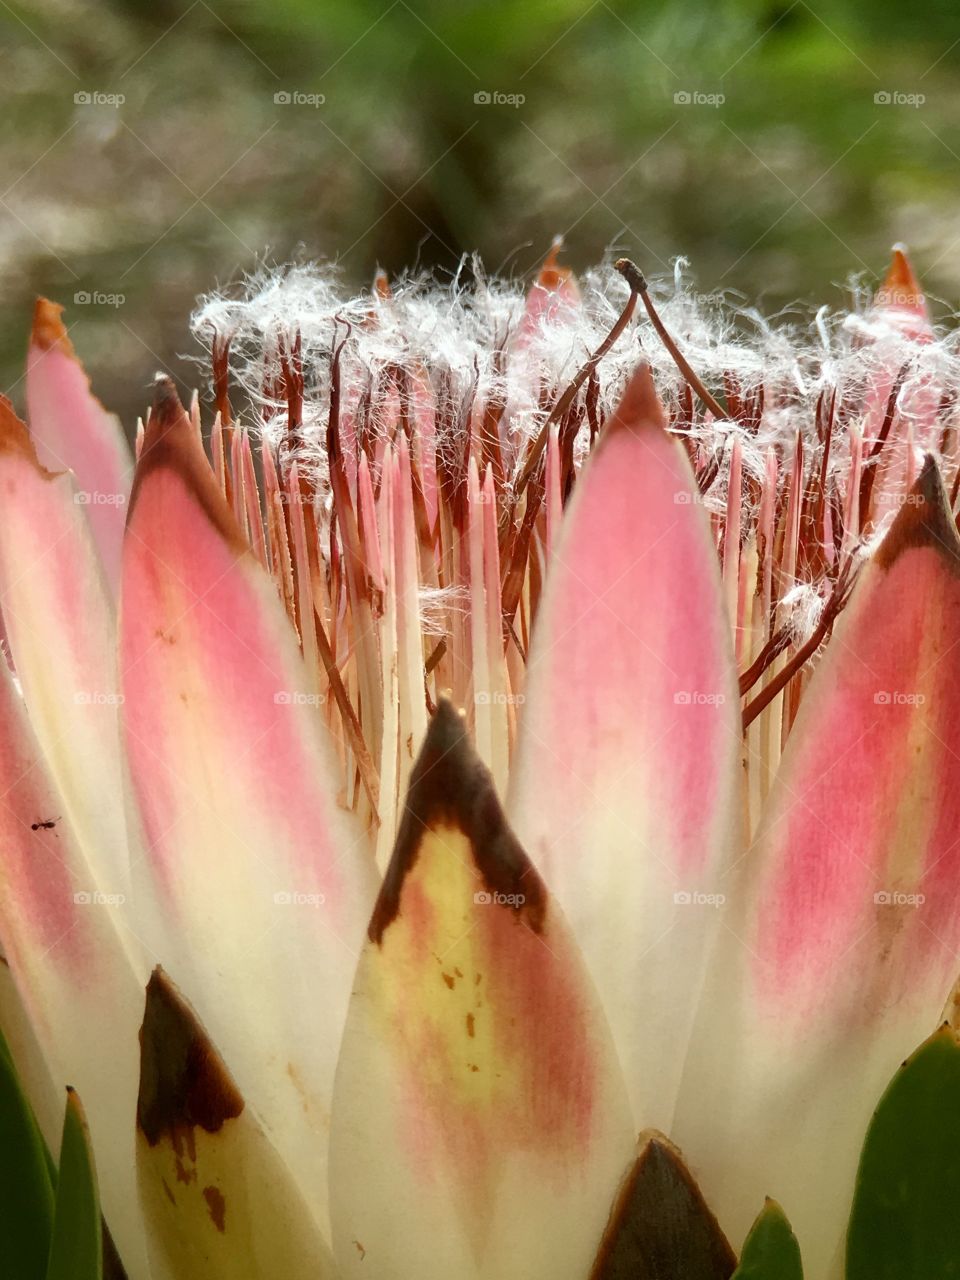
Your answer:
[137,967,244,1148]
[150,374,187,435]
[589,1131,736,1279]
[31,298,77,357]
[133,372,192,466]
[614,258,647,295]
[874,455,960,574]
[876,245,925,313]
[368,699,547,943]
[537,237,574,292]
[127,375,245,550]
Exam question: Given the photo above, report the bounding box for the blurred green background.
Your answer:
[2,0,959,425]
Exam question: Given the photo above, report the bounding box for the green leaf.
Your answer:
[846,1024,960,1279]
[0,1026,55,1279]
[732,1199,803,1279]
[45,1089,101,1280]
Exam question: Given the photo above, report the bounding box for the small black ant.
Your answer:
[31,817,59,831]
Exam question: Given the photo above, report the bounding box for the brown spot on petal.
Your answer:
[590,1132,736,1279]
[369,700,547,943]
[874,455,960,575]
[203,1185,226,1233]
[137,967,244,1148]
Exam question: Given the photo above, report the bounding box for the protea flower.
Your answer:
[2,243,960,1280]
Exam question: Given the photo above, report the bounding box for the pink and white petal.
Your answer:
[0,399,130,898]
[507,365,742,1134]
[0,651,147,1274]
[674,456,960,1274]
[26,300,132,590]
[120,377,378,1236]
[514,241,581,349]
[330,702,634,1279]
[872,244,930,339]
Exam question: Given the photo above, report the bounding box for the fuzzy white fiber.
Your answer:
[190,256,960,528]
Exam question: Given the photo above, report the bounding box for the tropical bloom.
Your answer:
[2,243,960,1279]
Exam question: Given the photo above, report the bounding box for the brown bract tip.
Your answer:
[589,1131,736,1279]
[604,364,667,441]
[127,375,189,497]
[0,395,39,462]
[128,375,245,550]
[875,245,926,314]
[137,967,244,1148]
[538,238,575,292]
[369,699,547,943]
[150,374,187,437]
[874,454,960,574]
[31,298,78,358]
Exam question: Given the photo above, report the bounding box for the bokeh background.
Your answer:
[3,0,960,425]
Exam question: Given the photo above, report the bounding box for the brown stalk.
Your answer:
[742,560,859,729]
[620,258,729,422]
[858,364,907,532]
[738,625,792,697]
[514,259,642,495]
